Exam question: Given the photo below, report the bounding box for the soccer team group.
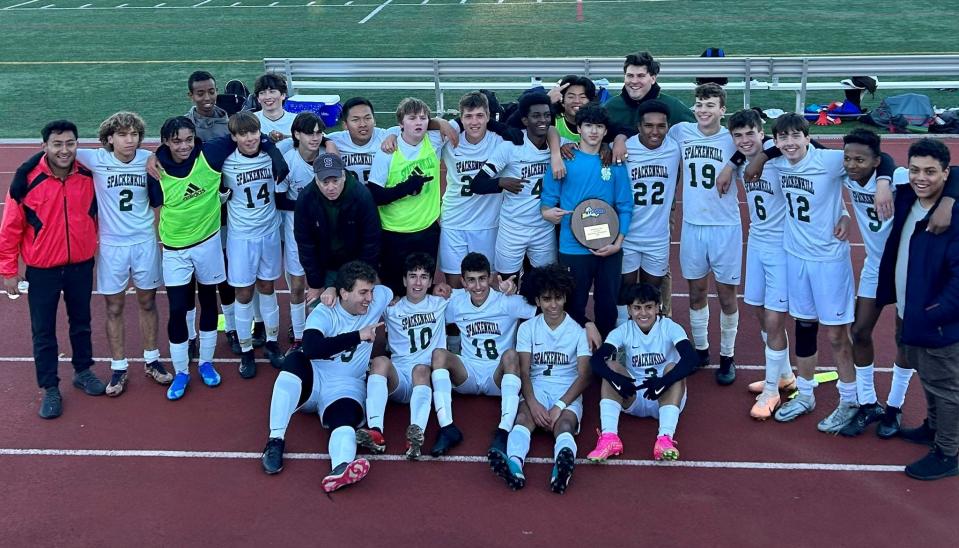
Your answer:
[3,50,958,493]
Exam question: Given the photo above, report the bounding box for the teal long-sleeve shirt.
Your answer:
[540,149,633,255]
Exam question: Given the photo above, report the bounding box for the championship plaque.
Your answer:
[570,198,619,250]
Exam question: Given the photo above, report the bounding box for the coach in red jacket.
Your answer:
[0,120,106,419]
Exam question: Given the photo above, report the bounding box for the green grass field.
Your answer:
[0,0,956,138]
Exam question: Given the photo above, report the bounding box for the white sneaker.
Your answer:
[774,393,816,422]
[817,402,860,433]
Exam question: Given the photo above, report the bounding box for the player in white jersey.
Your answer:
[488,264,590,494]
[472,92,557,280]
[438,92,505,287]
[586,283,698,461]
[261,261,391,493]
[669,84,742,385]
[354,253,449,459]
[326,97,390,186]
[79,112,165,396]
[253,73,297,153]
[221,112,289,378]
[429,252,534,457]
[620,100,682,324]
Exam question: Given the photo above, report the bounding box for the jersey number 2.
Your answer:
[118,189,134,212]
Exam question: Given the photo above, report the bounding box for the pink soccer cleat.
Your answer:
[587,430,624,462]
[653,435,680,461]
[321,458,370,493]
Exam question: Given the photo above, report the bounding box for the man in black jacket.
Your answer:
[294,153,381,307]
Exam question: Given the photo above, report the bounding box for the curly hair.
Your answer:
[98,111,146,151]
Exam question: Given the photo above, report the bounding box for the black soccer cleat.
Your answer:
[840,402,885,437]
[489,428,509,455]
[252,321,266,349]
[262,437,285,474]
[550,447,576,494]
[38,386,63,420]
[715,355,736,386]
[239,350,257,379]
[430,424,464,457]
[263,341,285,370]
[225,330,242,355]
[488,447,525,490]
[697,349,710,368]
[877,406,903,439]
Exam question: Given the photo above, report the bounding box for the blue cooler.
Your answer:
[285,94,343,128]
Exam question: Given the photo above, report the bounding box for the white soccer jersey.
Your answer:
[742,150,787,250]
[256,110,295,136]
[668,122,740,226]
[446,288,537,369]
[327,127,390,185]
[623,134,682,250]
[77,148,154,246]
[844,167,906,263]
[221,149,280,240]
[516,313,589,386]
[368,130,446,187]
[384,294,449,370]
[441,121,504,230]
[277,148,314,201]
[606,316,688,381]
[769,147,849,261]
[481,132,552,232]
[306,284,393,379]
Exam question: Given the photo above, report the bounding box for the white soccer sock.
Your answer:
[410,385,432,430]
[763,345,788,395]
[837,380,858,404]
[258,291,280,342]
[658,404,680,437]
[616,305,629,328]
[221,303,236,332]
[887,364,914,409]
[855,364,878,405]
[365,374,388,431]
[252,291,263,323]
[507,424,531,466]
[599,398,622,434]
[719,310,739,357]
[797,375,817,397]
[169,341,190,374]
[235,299,254,352]
[329,425,357,469]
[143,348,160,364]
[689,305,709,350]
[198,330,217,363]
[431,369,454,427]
[498,373,522,431]
[111,358,129,372]
[268,371,303,439]
[185,308,197,341]
[554,432,577,460]
[780,340,794,379]
[290,301,306,340]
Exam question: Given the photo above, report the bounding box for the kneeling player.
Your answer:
[261,261,390,493]
[489,264,590,494]
[357,252,449,459]
[587,284,697,461]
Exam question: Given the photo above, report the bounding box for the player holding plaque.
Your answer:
[541,104,633,343]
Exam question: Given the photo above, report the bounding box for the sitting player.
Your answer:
[587,283,698,461]
[356,252,449,459]
[489,264,591,494]
[261,261,391,493]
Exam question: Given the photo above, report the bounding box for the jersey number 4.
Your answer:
[243,183,271,208]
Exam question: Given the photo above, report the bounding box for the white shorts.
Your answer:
[786,253,855,325]
[495,222,557,274]
[624,389,688,418]
[528,380,583,423]
[440,226,498,275]
[857,254,880,299]
[743,240,788,313]
[454,358,501,396]
[622,241,669,277]
[226,231,283,287]
[96,239,162,294]
[161,232,227,287]
[679,222,743,285]
[281,211,305,278]
[299,368,367,429]
[388,365,416,405]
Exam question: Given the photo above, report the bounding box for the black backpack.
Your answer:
[216,79,251,115]
[696,47,729,86]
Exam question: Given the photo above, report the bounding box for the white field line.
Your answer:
[192,0,211,5]
[0,447,905,473]
[0,0,675,10]
[357,0,389,22]
[2,0,39,8]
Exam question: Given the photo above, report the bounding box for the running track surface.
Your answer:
[2,139,959,547]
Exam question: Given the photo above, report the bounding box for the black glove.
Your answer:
[609,377,638,400]
[401,168,433,196]
[637,376,671,401]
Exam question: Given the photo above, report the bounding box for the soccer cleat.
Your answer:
[840,402,885,437]
[488,447,525,490]
[750,391,781,420]
[144,361,174,385]
[817,402,860,433]
[285,340,302,357]
[489,428,509,455]
[900,419,936,446]
[262,437,285,474]
[166,372,190,401]
[697,349,710,367]
[550,447,575,494]
[105,370,128,397]
[356,428,387,454]
[288,325,295,344]
[263,341,285,369]
[238,350,257,379]
[225,330,242,355]
[198,362,221,387]
[322,458,371,493]
[38,386,63,419]
[430,424,464,457]
[72,368,106,396]
[774,392,815,422]
[587,430,624,462]
[905,446,959,481]
[405,424,425,460]
[188,337,199,361]
[877,406,903,439]
[748,375,797,395]
[653,434,680,461]
[716,355,736,386]
[252,322,266,349]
